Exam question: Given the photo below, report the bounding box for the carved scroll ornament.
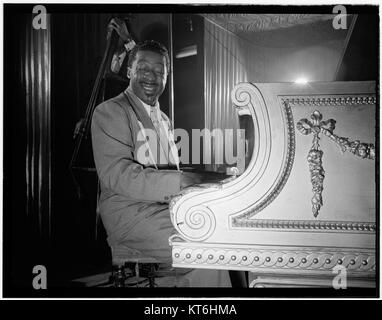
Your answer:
[297,110,375,218]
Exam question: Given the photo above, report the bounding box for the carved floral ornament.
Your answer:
[297,110,375,218]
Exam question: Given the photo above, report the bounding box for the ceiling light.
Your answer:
[295,77,308,84]
[175,45,197,59]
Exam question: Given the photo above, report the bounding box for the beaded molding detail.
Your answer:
[172,247,375,272]
[281,95,376,107]
[231,218,376,233]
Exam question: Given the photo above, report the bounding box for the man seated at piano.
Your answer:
[91,20,236,286]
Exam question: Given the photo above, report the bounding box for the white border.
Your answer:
[0,0,380,301]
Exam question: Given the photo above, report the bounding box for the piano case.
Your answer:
[169,81,376,288]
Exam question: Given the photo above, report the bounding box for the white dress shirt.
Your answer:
[129,91,180,170]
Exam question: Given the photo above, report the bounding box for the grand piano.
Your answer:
[169,81,376,288]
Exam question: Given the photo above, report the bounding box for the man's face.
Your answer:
[128,50,168,106]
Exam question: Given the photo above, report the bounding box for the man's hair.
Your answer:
[127,40,170,73]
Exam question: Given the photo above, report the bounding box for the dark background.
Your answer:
[3,4,379,297]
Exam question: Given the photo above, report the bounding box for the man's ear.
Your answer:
[127,67,131,79]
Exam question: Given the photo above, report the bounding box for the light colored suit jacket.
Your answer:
[91,90,182,246]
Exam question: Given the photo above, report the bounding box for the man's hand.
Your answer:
[107,17,131,43]
[180,172,203,189]
[73,118,84,139]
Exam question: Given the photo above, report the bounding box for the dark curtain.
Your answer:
[4,11,52,291]
[50,14,115,282]
[4,13,116,291]
[23,14,52,240]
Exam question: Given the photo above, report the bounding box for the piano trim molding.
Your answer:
[281,95,376,107]
[231,93,296,224]
[248,276,374,288]
[231,218,376,233]
[170,236,375,275]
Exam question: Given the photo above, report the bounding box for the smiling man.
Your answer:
[128,47,166,106]
[91,41,230,286]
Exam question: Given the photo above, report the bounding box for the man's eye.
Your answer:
[137,67,150,73]
[137,66,164,77]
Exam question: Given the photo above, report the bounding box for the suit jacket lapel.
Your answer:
[122,89,167,166]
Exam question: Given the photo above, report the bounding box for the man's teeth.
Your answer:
[143,84,155,90]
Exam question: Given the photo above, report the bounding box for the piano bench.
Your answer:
[110,245,176,288]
